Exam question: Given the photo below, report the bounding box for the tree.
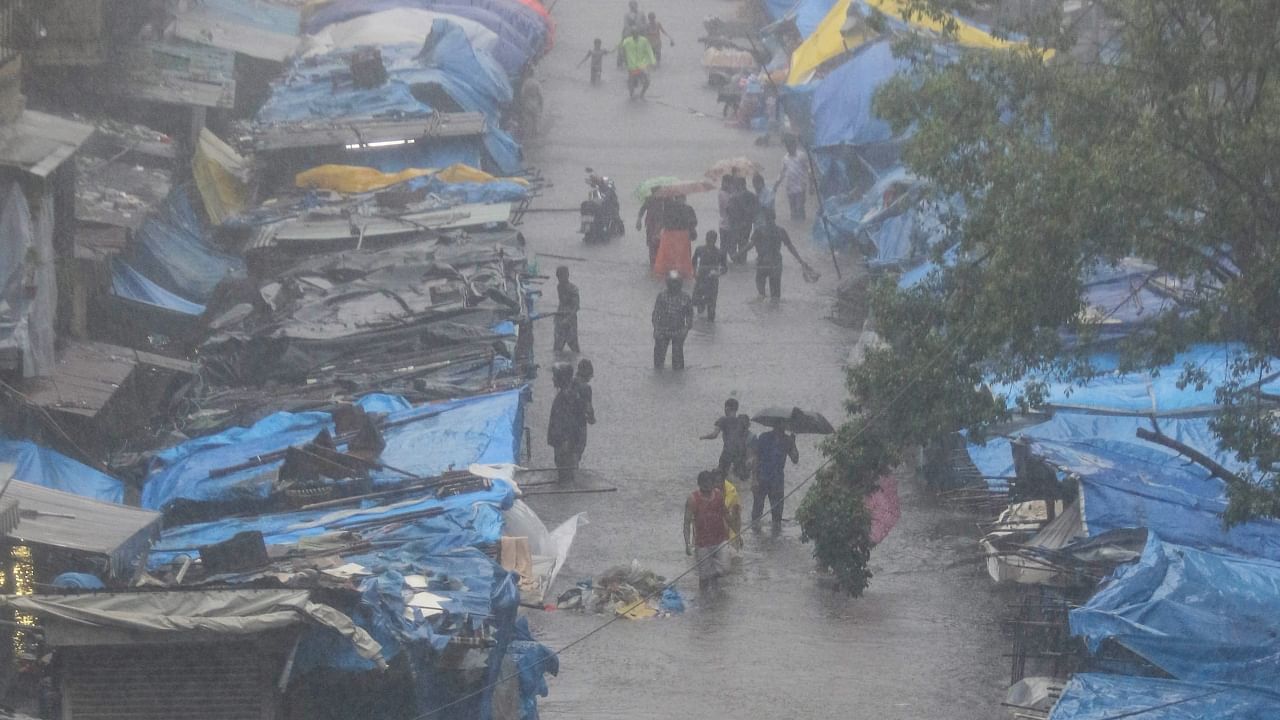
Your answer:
[852,0,1280,520]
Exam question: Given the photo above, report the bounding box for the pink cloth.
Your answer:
[866,475,901,544]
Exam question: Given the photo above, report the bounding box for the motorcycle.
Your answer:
[579,168,625,243]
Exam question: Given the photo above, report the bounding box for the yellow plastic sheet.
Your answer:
[294,163,529,195]
[787,0,1034,86]
[295,165,434,194]
[192,128,249,226]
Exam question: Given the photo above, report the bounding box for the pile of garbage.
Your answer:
[556,561,685,619]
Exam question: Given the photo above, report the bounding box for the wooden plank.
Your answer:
[253,112,485,151]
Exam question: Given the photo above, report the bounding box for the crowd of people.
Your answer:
[549,12,824,595]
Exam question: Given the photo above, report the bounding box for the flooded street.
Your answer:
[516,0,1012,717]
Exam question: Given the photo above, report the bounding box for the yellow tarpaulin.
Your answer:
[192,128,249,226]
[787,0,1033,86]
[295,163,529,194]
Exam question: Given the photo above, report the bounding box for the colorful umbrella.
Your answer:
[705,156,763,181]
[867,474,900,544]
[634,176,716,200]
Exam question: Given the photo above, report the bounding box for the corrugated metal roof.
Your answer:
[4,479,161,575]
[0,111,95,178]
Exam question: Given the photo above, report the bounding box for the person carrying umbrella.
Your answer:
[751,420,798,531]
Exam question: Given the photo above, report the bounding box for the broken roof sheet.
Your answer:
[252,113,487,152]
[0,111,94,178]
[172,0,302,63]
[3,477,161,574]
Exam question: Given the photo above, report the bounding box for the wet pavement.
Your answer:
[516,1,1012,716]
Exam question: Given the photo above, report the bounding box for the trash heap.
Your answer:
[0,1,573,718]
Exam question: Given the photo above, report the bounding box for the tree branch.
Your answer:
[1135,426,1247,488]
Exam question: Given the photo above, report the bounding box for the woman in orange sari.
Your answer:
[653,194,696,278]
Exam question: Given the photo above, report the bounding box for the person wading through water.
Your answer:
[553,265,581,354]
[684,470,731,593]
[651,270,693,370]
[546,362,585,482]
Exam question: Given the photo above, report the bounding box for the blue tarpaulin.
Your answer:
[810,41,910,148]
[110,260,206,316]
[127,186,246,303]
[1028,434,1280,561]
[0,437,123,503]
[141,388,524,511]
[763,0,839,38]
[148,477,515,567]
[257,23,521,174]
[1070,535,1280,690]
[993,344,1280,415]
[1047,674,1280,720]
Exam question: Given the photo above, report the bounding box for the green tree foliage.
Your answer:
[846,0,1280,519]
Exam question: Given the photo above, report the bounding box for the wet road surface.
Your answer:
[515,1,1011,716]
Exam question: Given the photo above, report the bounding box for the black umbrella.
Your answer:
[750,406,835,435]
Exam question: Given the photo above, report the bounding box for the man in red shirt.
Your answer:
[684,470,731,593]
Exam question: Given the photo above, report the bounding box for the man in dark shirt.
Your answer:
[572,358,596,464]
[724,176,758,261]
[738,206,808,299]
[547,362,584,482]
[692,230,728,321]
[752,424,799,529]
[553,265,581,353]
[651,271,693,369]
[701,397,750,481]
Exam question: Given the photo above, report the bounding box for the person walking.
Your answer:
[752,173,775,229]
[691,230,727,321]
[738,207,810,299]
[651,271,693,370]
[653,194,696,278]
[618,0,642,68]
[636,191,668,267]
[684,470,731,593]
[701,397,750,481]
[620,29,656,99]
[777,136,812,221]
[751,423,799,531]
[572,358,596,464]
[578,38,612,84]
[644,12,674,65]
[725,176,757,263]
[717,174,735,254]
[553,265,581,353]
[546,362,585,482]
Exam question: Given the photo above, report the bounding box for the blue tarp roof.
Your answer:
[1070,535,1280,690]
[189,0,300,35]
[110,260,206,316]
[148,475,515,567]
[763,0,839,38]
[0,437,124,503]
[127,185,246,303]
[1048,674,1280,720]
[141,388,524,512]
[1030,435,1280,561]
[993,344,1280,415]
[258,22,522,174]
[811,40,911,148]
